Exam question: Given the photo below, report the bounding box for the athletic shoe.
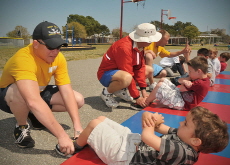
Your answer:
[14,124,35,148]
[170,78,178,86]
[55,139,84,158]
[130,103,143,111]
[100,88,119,108]
[114,88,133,102]
[28,112,45,130]
[149,82,157,92]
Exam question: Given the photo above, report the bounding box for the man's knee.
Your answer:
[114,71,132,85]
[145,65,153,78]
[74,91,85,108]
[5,84,26,105]
[160,70,167,77]
[145,53,153,65]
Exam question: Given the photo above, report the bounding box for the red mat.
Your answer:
[61,146,105,165]
[209,84,230,93]
[199,102,230,123]
[216,74,230,79]
[194,154,230,165]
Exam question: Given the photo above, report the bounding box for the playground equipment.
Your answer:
[62,24,95,51]
[65,24,75,47]
[161,9,176,29]
[120,0,145,39]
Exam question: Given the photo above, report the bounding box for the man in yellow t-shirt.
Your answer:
[144,30,190,91]
[0,21,84,156]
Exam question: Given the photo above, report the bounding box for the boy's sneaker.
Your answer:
[114,88,133,102]
[28,112,45,130]
[149,82,157,92]
[100,88,119,108]
[55,140,84,158]
[130,103,143,111]
[14,124,35,148]
[170,78,178,86]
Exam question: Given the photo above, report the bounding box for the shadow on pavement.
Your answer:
[0,116,70,157]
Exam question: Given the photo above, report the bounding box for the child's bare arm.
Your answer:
[141,112,168,151]
[155,123,170,135]
[178,78,193,89]
[142,126,161,151]
[178,76,191,84]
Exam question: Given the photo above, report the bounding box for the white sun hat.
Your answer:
[129,23,162,43]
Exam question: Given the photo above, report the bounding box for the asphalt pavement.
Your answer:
[0,49,229,165]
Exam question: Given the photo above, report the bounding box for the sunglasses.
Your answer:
[37,40,62,50]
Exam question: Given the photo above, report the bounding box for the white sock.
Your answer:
[103,88,112,95]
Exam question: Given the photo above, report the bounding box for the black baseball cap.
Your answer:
[32,21,68,49]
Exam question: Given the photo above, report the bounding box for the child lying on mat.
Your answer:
[56,106,229,165]
[144,56,210,111]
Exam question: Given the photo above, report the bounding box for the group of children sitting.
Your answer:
[56,48,230,164]
[155,48,229,85]
[132,48,230,112]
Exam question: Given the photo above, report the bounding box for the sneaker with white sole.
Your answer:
[14,124,35,148]
[100,88,119,108]
[149,82,157,92]
[55,138,85,158]
[114,88,133,102]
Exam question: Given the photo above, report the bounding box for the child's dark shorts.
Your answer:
[0,85,59,114]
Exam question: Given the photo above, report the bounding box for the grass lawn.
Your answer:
[0,43,229,71]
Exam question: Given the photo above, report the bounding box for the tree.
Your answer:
[6,26,31,39]
[150,20,161,30]
[222,35,230,44]
[112,28,128,39]
[67,14,101,36]
[183,25,200,44]
[99,25,110,36]
[63,22,87,39]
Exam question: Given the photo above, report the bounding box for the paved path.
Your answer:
[0,50,229,165]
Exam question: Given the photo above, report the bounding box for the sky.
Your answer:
[0,0,229,37]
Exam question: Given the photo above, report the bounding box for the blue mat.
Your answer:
[220,71,230,75]
[122,111,230,158]
[203,91,230,105]
[215,78,230,85]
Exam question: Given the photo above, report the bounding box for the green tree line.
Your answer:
[5,15,230,43]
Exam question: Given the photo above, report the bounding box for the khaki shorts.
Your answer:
[156,79,185,110]
[87,118,141,165]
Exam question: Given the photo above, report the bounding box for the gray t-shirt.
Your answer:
[130,128,198,165]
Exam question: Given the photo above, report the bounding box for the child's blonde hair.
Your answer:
[209,47,218,56]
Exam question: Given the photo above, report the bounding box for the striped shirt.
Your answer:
[130,128,199,165]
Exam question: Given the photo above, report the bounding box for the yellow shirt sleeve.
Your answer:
[144,42,170,58]
[158,47,170,58]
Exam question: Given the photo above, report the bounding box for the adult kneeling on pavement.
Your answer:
[0,21,84,156]
[97,23,162,109]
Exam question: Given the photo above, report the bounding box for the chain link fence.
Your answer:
[0,37,24,48]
